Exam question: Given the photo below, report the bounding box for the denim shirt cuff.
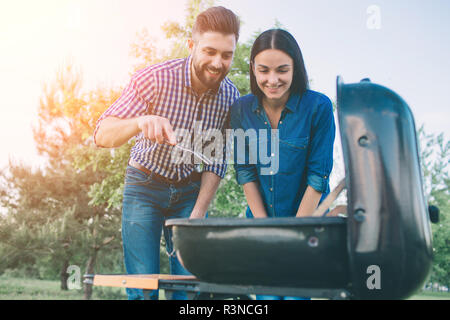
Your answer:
[307,173,329,193]
[236,168,258,185]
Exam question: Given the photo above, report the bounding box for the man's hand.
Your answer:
[95,115,177,148]
[189,172,222,219]
[137,115,177,145]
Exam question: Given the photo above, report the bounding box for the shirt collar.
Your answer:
[183,55,192,89]
[285,93,302,112]
[252,92,303,113]
[183,55,224,96]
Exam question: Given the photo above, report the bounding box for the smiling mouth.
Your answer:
[207,68,221,75]
[265,85,283,90]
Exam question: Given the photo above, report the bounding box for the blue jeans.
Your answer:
[122,165,201,300]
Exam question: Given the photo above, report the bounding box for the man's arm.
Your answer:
[189,172,222,219]
[95,117,140,148]
[95,115,177,148]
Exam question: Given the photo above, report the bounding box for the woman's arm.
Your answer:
[230,99,267,218]
[296,185,322,217]
[297,96,335,217]
[243,182,268,218]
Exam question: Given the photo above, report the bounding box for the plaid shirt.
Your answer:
[94,56,240,181]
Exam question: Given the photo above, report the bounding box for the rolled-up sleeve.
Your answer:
[306,97,336,193]
[203,164,227,178]
[230,99,258,185]
[93,73,155,145]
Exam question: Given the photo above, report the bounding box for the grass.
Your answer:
[408,291,450,300]
[0,276,449,300]
[0,276,127,300]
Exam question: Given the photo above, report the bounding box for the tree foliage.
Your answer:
[418,126,450,286]
[1,0,448,296]
[0,64,124,297]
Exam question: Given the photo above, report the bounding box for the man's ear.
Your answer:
[187,38,195,54]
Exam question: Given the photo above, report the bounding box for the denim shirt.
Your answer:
[230,90,335,217]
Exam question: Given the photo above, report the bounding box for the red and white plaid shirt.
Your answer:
[94,56,240,180]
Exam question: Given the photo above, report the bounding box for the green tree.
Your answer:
[160,0,214,61]
[0,0,292,300]
[0,64,124,299]
[418,126,450,287]
[80,0,228,279]
[88,1,291,219]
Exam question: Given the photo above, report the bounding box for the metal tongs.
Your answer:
[166,139,214,165]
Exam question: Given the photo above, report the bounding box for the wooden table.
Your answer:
[85,274,350,300]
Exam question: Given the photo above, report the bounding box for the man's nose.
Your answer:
[210,55,222,69]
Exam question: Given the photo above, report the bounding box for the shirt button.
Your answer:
[269,204,273,208]
[271,153,275,157]
[270,171,274,175]
[270,188,273,192]
[279,121,283,124]
[264,121,268,125]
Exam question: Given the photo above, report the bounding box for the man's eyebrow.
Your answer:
[203,47,234,54]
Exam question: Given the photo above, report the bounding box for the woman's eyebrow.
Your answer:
[277,64,292,69]
[256,64,291,69]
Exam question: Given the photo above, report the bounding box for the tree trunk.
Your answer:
[60,259,69,291]
[83,249,98,300]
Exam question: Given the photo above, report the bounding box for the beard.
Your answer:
[192,60,228,91]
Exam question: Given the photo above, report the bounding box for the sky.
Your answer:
[1,0,449,170]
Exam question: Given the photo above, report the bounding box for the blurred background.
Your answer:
[0,0,448,299]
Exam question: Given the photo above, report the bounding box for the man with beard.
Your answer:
[94,6,240,300]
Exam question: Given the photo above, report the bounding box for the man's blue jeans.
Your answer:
[122,165,200,300]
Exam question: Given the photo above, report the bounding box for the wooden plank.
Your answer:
[93,274,197,290]
[312,178,346,217]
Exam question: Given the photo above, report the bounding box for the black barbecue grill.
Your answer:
[164,76,435,300]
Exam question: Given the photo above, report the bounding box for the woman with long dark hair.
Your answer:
[231,29,335,298]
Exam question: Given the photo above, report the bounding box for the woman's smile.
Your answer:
[253,49,293,104]
[265,84,284,90]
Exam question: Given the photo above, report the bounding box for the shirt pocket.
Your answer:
[278,136,309,174]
